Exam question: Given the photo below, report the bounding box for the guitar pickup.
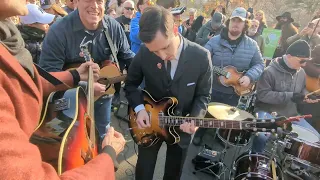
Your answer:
[54,98,70,111]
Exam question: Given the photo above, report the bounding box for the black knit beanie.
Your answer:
[286,40,311,58]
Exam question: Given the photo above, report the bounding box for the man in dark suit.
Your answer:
[124,6,212,180]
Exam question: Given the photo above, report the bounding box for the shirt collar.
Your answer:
[174,35,183,61]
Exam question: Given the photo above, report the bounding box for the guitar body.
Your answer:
[31,87,99,174]
[128,90,180,148]
[218,66,255,96]
[306,74,320,94]
[98,65,122,95]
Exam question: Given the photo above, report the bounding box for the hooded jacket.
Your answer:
[195,20,224,46]
[255,57,307,116]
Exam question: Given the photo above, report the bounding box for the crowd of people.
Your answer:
[0,0,320,179]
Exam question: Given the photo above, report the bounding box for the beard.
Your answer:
[229,30,242,36]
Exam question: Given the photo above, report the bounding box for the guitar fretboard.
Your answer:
[159,116,244,129]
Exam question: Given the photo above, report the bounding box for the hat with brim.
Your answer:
[276,12,294,22]
[230,7,247,21]
[20,4,55,24]
[211,12,223,28]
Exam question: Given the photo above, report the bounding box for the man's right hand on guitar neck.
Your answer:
[136,109,150,129]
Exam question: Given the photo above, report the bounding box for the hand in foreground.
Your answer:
[102,127,125,156]
[76,61,100,81]
[180,120,198,134]
[136,109,150,129]
[239,76,251,88]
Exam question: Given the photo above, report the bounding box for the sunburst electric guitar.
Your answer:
[30,40,98,174]
[128,90,303,148]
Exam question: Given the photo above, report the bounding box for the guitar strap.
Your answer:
[34,63,71,88]
[102,18,121,70]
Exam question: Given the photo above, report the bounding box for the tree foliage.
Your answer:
[286,0,320,15]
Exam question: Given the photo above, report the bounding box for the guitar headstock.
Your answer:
[241,115,307,133]
[80,36,92,62]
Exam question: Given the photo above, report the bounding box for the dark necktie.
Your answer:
[166,60,172,80]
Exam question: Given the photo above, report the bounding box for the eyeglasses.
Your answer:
[124,7,134,11]
[299,59,308,64]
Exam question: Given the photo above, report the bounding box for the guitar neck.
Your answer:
[159,116,245,129]
[212,66,228,77]
[108,75,127,84]
[81,43,96,146]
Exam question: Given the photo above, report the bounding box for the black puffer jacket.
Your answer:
[17,25,45,64]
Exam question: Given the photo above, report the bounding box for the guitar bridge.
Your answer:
[54,98,70,111]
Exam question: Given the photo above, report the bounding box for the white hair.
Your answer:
[123,0,135,6]
[189,8,197,15]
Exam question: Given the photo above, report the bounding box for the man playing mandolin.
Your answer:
[193,7,264,145]
[124,6,212,180]
[0,0,125,179]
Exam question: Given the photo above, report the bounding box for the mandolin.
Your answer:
[128,90,303,148]
[305,74,320,95]
[31,39,99,174]
[212,65,255,96]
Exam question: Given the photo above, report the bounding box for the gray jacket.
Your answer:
[195,21,224,46]
[255,58,307,117]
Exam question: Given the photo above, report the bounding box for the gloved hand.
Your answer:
[291,93,305,103]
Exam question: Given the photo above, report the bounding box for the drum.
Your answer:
[207,103,254,147]
[232,153,284,180]
[284,124,320,167]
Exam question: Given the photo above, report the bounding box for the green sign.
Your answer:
[262,28,282,60]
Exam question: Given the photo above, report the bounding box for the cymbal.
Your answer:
[208,102,254,120]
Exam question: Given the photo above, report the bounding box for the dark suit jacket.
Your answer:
[124,37,212,148]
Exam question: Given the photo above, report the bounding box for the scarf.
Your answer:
[0,19,34,77]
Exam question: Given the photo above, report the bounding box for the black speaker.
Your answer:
[114,101,129,122]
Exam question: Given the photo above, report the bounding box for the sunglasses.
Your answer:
[299,59,308,64]
[124,7,134,11]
